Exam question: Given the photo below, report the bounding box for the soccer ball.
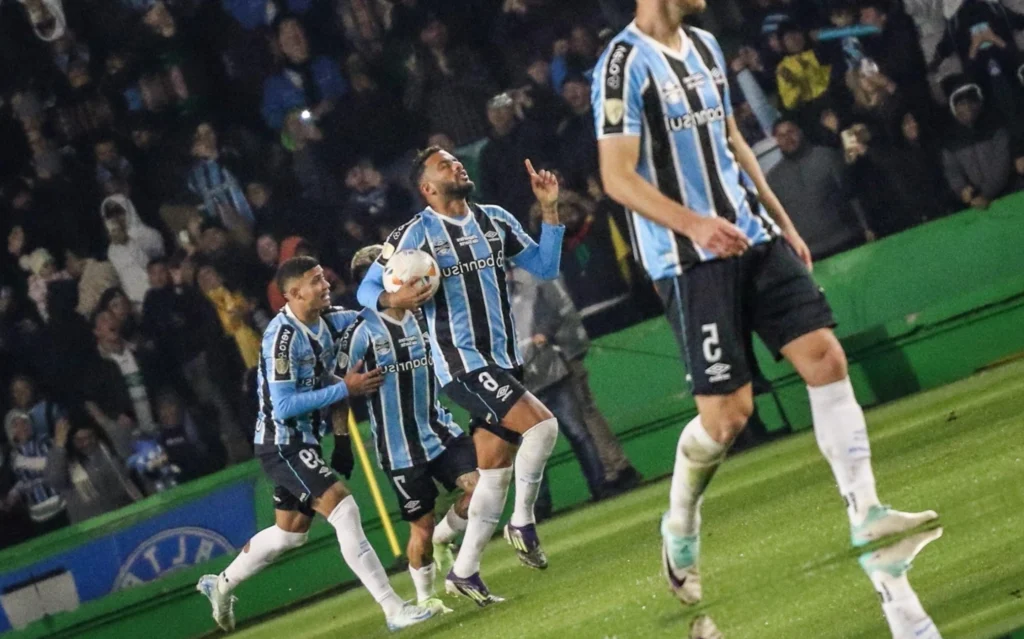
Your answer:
[383,249,441,296]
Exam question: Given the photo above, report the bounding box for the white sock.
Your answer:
[327,496,404,618]
[867,571,940,639]
[510,417,558,527]
[453,466,512,578]
[667,417,727,536]
[218,525,307,594]
[808,378,882,524]
[432,507,468,545]
[409,562,436,603]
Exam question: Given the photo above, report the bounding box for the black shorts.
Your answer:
[387,435,478,521]
[657,239,836,396]
[443,365,528,445]
[257,443,338,518]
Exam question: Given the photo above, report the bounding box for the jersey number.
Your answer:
[478,371,499,392]
[701,324,722,363]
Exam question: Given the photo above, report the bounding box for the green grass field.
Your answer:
[228,360,1024,639]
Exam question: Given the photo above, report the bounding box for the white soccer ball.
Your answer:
[382,249,441,296]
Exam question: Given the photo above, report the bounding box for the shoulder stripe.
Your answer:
[272,325,295,381]
[599,40,635,136]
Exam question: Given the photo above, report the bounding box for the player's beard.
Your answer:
[442,180,475,200]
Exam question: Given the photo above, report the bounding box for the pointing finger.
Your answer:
[524,159,538,177]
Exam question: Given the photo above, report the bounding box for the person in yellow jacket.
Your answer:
[196,264,262,369]
[776,22,833,112]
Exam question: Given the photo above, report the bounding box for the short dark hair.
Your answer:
[276,256,320,296]
[147,257,167,270]
[410,145,444,187]
[772,118,800,135]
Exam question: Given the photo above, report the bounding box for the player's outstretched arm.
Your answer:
[598,136,750,259]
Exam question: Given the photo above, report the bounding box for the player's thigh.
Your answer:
[388,464,439,523]
[258,444,340,520]
[780,328,848,387]
[676,261,753,396]
[444,365,543,443]
[751,239,837,365]
[429,435,479,493]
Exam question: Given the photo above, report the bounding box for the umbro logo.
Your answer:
[495,385,513,402]
[705,363,732,383]
[405,500,421,513]
[484,230,500,242]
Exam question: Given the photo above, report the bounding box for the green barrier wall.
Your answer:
[5,195,1024,639]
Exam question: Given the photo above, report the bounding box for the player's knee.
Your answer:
[705,396,753,440]
[806,342,848,386]
[456,470,479,496]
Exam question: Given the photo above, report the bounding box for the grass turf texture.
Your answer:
[222,359,1024,639]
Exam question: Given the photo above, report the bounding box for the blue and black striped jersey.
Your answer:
[357,203,564,386]
[254,305,358,447]
[592,23,779,280]
[338,309,462,471]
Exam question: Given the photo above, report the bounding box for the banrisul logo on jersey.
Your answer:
[441,250,504,278]
[114,527,235,590]
[382,355,430,375]
[666,106,725,131]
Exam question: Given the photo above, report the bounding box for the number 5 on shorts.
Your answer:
[701,323,721,364]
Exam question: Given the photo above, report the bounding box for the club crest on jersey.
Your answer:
[604,98,624,126]
[273,326,295,380]
[432,240,452,256]
[336,352,350,370]
[373,337,392,356]
[661,81,686,105]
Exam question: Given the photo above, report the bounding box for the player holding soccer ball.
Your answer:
[357,149,562,604]
[338,245,484,609]
[592,0,937,605]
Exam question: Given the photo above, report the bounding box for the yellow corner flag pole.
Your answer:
[348,411,402,558]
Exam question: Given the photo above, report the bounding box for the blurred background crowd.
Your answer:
[1,0,1023,548]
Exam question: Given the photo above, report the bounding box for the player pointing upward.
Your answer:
[358,149,563,604]
[593,0,937,604]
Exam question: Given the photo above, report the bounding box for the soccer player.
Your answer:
[341,245,482,609]
[197,256,434,632]
[592,0,937,604]
[357,148,562,603]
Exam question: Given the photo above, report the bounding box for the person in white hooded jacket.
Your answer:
[101,194,165,308]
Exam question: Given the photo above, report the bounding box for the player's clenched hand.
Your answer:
[383,279,432,311]
[783,229,813,272]
[692,217,750,258]
[344,360,384,396]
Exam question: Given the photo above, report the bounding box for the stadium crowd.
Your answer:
[1,0,1023,550]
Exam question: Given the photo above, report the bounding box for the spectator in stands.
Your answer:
[342,158,412,230]
[775,21,833,118]
[127,433,181,495]
[223,0,313,31]
[8,374,67,439]
[941,79,1024,210]
[142,257,250,463]
[0,288,42,384]
[20,248,71,323]
[403,16,497,146]
[767,119,871,259]
[54,59,115,147]
[154,390,215,481]
[281,108,345,209]
[93,134,134,196]
[137,1,212,118]
[0,436,34,549]
[187,121,255,234]
[196,264,262,369]
[97,287,143,346]
[45,418,142,524]
[101,194,165,309]
[3,410,68,535]
[65,246,120,320]
[85,309,160,456]
[508,268,611,502]
[195,219,260,297]
[333,54,418,166]
[845,64,910,147]
[261,15,348,130]
[556,75,599,191]
[255,233,280,281]
[479,92,551,221]
[859,0,931,105]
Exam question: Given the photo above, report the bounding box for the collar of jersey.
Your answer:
[284,303,325,341]
[425,205,474,227]
[627,20,691,60]
[377,309,412,327]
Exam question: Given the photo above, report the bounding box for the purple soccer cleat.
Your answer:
[503,522,548,569]
[444,570,505,607]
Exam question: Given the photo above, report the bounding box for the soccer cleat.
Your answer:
[445,570,505,607]
[433,540,457,577]
[661,513,702,605]
[503,523,548,569]
[196,574,237,632]
[385,602,435,632]
[851,505,939,548]
[417,597,453,615]
[858,526,943,579]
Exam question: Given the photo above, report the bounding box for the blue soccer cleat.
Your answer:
[503,523,548,569]
[445,570,505,607]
